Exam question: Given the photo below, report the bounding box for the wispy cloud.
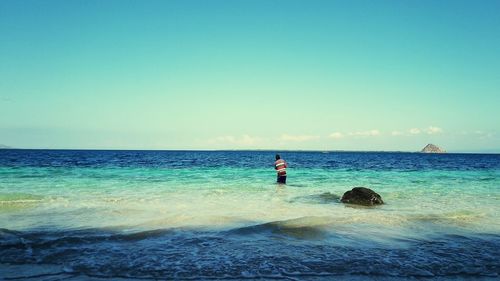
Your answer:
[393,126,443,136]
[473,130,495,140]
[409,128,421,135]
[348,130,381,137]
[280,134,320,142]
[208,134,262,145]
[426,126,443,134]
[328,132,344,139]
[456,130,496,140]
[327,130,380,139]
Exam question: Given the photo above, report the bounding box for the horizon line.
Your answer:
[1,147,499,155]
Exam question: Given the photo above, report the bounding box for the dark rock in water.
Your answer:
[341,187,383,206]
[421,144,446,153]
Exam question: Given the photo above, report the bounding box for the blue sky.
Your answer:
[0,0,499,152]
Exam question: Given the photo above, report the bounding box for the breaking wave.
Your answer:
[0,193,43,205]
[1,224,499,280]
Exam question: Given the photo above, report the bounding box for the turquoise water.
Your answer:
[1,150,499,279]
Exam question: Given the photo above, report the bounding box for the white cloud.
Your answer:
[409,128,421,135]
[426,126,443,134]
[280,134,320,142]
[391,126,445,137]
[329,132,344,139]
[348,130,381,137]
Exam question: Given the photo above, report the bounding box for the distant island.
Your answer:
[421,144,446,153]
[0,144,12,149]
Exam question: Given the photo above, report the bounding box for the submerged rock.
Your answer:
[421,144,446,153]
[341,187,383,206]
[289,192,341,204]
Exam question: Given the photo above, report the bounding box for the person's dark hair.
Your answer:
[275,154,281,160]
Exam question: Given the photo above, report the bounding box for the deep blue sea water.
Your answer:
[1,150,499,280]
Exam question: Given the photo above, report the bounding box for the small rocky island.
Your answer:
[421,144,446,153]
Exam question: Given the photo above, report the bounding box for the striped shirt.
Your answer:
[274,159,287,176]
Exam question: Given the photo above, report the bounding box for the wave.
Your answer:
[0,227,178,250]
[0,192,43,204]
[409,211,486,226]
[1,226,500,279]
[478,176,496,181]
[0,193,43,211]
[225,216,336,239]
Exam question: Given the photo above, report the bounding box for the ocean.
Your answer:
[0,150,499,280]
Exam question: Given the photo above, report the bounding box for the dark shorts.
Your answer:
[277,175,287,184]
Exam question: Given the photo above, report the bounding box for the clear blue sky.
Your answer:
[1,0,499,152]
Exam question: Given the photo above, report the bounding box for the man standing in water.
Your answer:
[274,154,287,184]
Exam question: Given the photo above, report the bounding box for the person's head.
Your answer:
[275,154,281,160]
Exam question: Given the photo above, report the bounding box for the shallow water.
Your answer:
[0,150,499,279]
